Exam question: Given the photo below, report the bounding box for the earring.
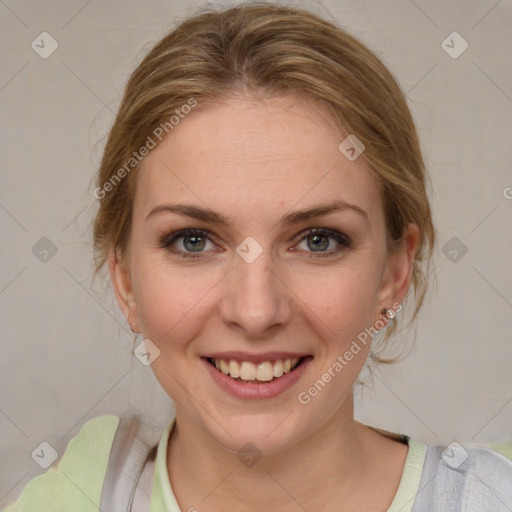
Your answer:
[380,307,396,321]
[380,308,400,326]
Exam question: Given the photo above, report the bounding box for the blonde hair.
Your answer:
[93,2,436,365]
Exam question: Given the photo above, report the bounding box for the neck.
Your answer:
[167,391,377,511]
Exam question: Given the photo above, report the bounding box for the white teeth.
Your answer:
[273,360,284,378]
[239,361,256,380]
[219,359,229,375]
[228,360,240,378]
[256,361,274,381]
[211,357,303,382]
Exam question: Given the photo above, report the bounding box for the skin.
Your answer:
[109,93,420,511]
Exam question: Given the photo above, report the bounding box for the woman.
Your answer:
[4,3,512,511]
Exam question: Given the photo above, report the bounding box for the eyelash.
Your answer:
[159,228,352,259]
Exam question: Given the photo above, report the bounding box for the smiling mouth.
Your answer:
[205,356,311,383]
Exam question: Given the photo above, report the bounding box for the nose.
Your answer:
[218,245,293,338]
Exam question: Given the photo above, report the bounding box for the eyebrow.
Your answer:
[146,199,369,228]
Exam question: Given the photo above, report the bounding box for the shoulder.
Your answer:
[413,440,512,511]
[468,443,512,474]
[462,444,512,505]
[2,415,120,512]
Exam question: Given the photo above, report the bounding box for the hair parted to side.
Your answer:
[92,2,436,365]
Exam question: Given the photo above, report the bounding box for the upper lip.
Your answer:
[202,351,311,364]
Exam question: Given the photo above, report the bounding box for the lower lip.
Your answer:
[202,357,313,399]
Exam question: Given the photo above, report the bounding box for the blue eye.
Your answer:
[160,228,351,259]
[160,229,213,258]
[295,228,351,257]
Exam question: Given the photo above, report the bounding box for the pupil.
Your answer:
[308,234,328,251]
[185,235,205,252]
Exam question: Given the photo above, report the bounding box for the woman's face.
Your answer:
[110,94,417,454]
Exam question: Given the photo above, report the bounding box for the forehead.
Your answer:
[135,94,383,227]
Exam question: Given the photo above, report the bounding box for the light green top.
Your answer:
[0,414,443,512]
[3,415,119,512]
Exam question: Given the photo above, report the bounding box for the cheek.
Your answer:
[291,264,379,340]
[132,258,220,343]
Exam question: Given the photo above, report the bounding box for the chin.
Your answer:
[203,410,306,456]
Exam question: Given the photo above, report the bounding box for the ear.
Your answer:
[376,223,420,318]
[108,247,139,332]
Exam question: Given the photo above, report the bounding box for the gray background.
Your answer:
[1,0,511,506]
